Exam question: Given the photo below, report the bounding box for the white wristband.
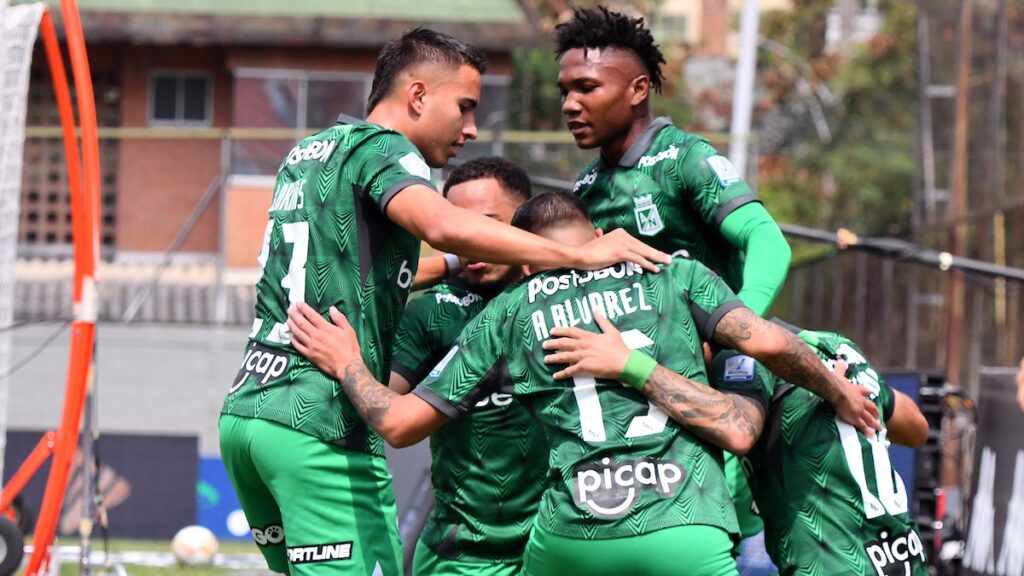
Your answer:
[442,253,462,277]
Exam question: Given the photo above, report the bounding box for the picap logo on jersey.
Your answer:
[284,138,338,166]
[572,457,685,519]
[864,528,926,576]
[633,194,664,236]
[287,541,353,564]
[230,342,290,393]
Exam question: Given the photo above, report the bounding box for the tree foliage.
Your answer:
[758,0,917,237]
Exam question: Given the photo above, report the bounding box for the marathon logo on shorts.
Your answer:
[572,457,685,519]
[864,528,926,576]
[287,541,353,564]
[284,139,338,166]
[251,524,285,547]
[230,343,290,393]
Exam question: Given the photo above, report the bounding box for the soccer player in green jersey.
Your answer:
[218,29,670,575]
[546,319,929,576]
[555,6,795,550]
[389,157,548,576]
[286,192,876,576]
[555,6,791,315]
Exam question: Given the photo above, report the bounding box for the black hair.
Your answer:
[511,191,591,234]
[554,6,666,93]
[443,157,532,204]
[367,28,488,113]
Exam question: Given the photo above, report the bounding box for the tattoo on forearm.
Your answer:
[340,360,398,429]
[715,308,842,405]
[644,365,764,450]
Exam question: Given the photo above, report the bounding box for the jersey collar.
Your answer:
[613,116,673,168]
[336,113,363,125]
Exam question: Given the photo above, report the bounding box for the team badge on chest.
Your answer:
[633,194,664,236]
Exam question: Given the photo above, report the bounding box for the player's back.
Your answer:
[395,282,549,562]
[724,332,928,576]
[501,258,744,540]
[223,120,434,454]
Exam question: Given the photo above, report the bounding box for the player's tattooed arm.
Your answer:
[712,307,881,436]
[288,303,449,447]
[543,314,765,455]
[643,364,765,455]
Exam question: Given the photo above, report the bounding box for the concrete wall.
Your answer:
[5,321,431,511]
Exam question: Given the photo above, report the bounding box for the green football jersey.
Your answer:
[714,332,928,576]
[222,120,435,455]
[416,257,754,541]
[393,281,548,562]
[572,117,759,291]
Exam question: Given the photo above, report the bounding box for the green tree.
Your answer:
[758,0,917,237]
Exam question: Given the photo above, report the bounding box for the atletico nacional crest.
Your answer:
[633,194,664,236]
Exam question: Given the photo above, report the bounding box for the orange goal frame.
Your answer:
[0,1,100,573]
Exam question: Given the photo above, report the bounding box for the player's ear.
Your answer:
[593,227,603,239]
[407,80,427,115]
[630,75,650,106]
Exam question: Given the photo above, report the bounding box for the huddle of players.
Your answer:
[220,6,932,576]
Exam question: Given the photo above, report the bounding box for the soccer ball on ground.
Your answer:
[171,525,218,566]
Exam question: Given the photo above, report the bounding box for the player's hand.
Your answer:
[287,303,363,381]
[829,360,882,438]
[543,314,631,380]
[574,228,670,273]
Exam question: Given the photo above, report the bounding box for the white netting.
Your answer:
[0,1,46,480]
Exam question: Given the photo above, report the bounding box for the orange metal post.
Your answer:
[24,1,101,573]
[0,432,55,512]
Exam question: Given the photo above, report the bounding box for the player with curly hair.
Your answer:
[555,5,796,554]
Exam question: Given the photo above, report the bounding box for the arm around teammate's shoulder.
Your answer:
[885,390,929,448]
[710,307,881,437]
[385,184,670,272]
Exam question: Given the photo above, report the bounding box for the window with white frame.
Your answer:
[148,71,213,126]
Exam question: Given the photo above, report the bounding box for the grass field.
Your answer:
[17,538,270,576]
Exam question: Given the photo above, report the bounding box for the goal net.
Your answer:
[0,0,45,480]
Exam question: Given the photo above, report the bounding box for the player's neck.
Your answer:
[601,114,654,166]
[366,104,409,135]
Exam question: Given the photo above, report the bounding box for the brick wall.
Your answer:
[115,45,231,256]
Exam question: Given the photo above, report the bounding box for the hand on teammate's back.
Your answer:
[543,314,631,380]
[828,360,882,438]
[288,303,364,381]
[576,228,670,273]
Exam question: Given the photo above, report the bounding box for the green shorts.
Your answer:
[412,539,522,576]
[522,522,738,576]
[219,414,402,575]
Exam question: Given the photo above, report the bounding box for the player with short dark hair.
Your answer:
[219,27,668,575]
[285,192,875,576]
[367,27,488,114]
[389,157,547,576]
